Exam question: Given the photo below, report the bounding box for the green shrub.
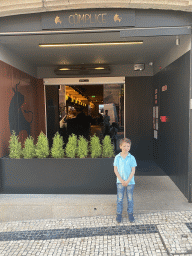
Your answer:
[65,133,77,158]
[22,136,36,159]
[9,131,22,159]
[35,131,49,158]
[102,135,115,158]
[77,136,88,158]
[51,132,64,158]
[89,134,102,158]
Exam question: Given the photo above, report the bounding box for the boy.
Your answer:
[113,138,137,223]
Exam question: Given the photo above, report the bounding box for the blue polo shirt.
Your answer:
[113,153,137,184]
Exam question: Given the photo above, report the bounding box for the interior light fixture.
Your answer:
[39,41,143,48]
[54,64,111,75]
[59,68,70,71]
[176,36,180,46]
[94,67,105,70]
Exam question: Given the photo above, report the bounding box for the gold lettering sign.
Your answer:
[114,14,122,23]
[55,16,62,24]
[68,13,107,25]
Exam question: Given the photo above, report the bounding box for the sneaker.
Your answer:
[128,213,135,223]
[116,214,122,223]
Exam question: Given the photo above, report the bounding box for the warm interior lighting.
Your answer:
[39,41,143,47]
[94,67,105,70]
[59,68,70,71]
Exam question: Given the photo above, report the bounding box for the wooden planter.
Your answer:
[0,158,116,194]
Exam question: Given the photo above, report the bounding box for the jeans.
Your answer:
[116,183,135,215]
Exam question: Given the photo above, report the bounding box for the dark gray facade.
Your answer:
[124,52,191,199]
[0,8,192,200]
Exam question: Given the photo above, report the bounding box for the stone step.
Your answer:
[0,175,192,222]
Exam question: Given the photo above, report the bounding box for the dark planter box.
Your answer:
[0,158,116,194]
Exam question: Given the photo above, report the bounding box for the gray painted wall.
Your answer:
[153,34,191,75]
[0,43,36,77]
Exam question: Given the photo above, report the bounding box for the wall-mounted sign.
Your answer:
[154,88,158,104]
[155,106,158,118]
[41,9,135,29]
[156,119,158,130]
[162,85,167,91]
[153,107,156,118]
[153,117,156,129]
[153,104,159,138]
[160,116,169,122]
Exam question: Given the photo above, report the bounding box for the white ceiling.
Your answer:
[0,31,183,68]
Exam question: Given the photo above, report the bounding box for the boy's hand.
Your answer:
[122,180,128,187]
[122,180,130,187]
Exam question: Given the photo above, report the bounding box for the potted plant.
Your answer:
[77,136,88,158]
[102,135,115,158]
[36,131,49,158]
[22,136,36,159]
[89,134,102,158]
[1,131,116,194]
[65,133,77,158]
[51,132,64,158]
[9,131,22,159]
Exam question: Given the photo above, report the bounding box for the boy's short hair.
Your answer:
[119,138,131,147]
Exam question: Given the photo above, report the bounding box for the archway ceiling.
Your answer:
[0,31,187,67]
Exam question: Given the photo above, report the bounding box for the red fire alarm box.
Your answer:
[160,116,169,122]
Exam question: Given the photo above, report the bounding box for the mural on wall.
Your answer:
[9,82,33,136]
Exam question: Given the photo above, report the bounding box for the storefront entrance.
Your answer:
[0,8,192,200]
[45,78,125,151]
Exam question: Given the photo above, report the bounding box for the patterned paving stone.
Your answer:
[0,224,158,241]
[157,223,192,255]
[0,234,167,256]
[1,211,192,256]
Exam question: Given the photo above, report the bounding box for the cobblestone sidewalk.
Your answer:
[1,211,192,256]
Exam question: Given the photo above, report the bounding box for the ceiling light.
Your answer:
[95,67,105,70]
[39,41,143,47]
[54,64,111,75]
[59,68,70,71]
[176,36,180,46]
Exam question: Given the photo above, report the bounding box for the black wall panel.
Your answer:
[153,52,190,199]
[125,76,153,160]
[46,85,59,147]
